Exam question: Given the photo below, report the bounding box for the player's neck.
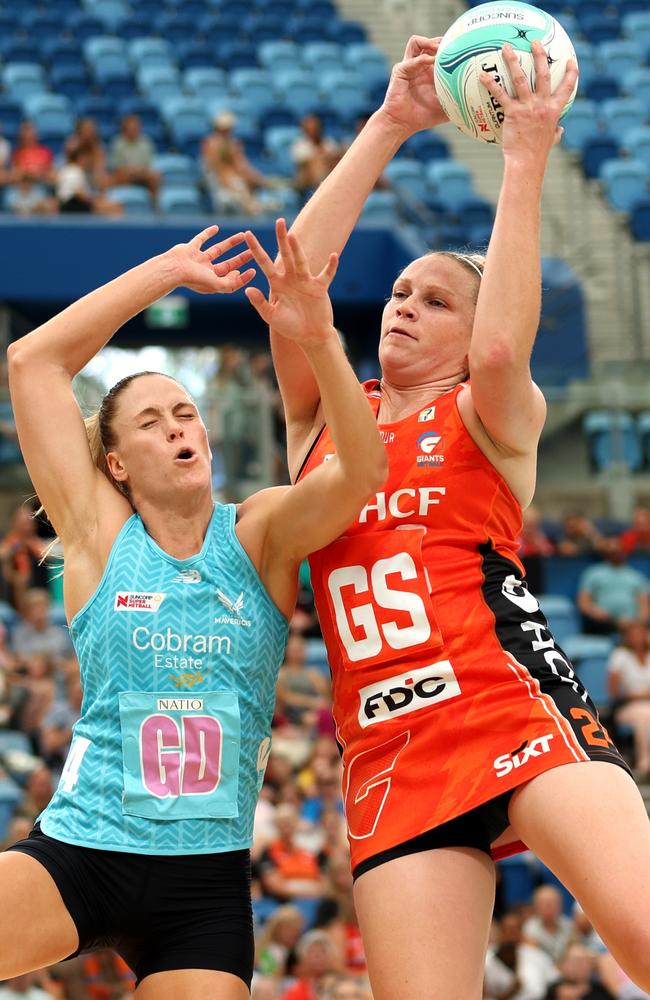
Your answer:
[135,491,215,560]
[377,373,466,423]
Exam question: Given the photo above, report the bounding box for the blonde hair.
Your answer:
[39,371,179,563]
[438,251,486,286]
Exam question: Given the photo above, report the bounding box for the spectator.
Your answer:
[7,652,56,747]
[39,667,82,774]
[556,512,606,558]
[276,632,330,732]
[518,504,554,595]
[205,345,255,500]
[0,127,11,186]
[0,507,51,610]
[4,174,57,217]
[485,910,558,1000]
[577,540,650,634]
[523,886,574,964]
[10,589,72,665]
[546,944,615,1000]
[620,506,650,556]
[0,360,21,468]
[608,621,650,775]
[0,972,54,1000]
[56,146,122,216]
[571,904,606,955]
[252,977,282,1000]
[81,949,135,998]
[315,848,366,978]
[259,803,327,902]
[65,117,110,191]
[17,764,54,823]
[2,816,33,851]
[292,115,341,196]
[322,977,372,1000]
[256,904,305,978]
[201,111,273,215]
[11,122,56,185]
[110,114,160,202]
[281,929,338,1000]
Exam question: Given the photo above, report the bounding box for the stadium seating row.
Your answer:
[583,409,650,473]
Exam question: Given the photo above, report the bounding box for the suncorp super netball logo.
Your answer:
[416,432,445,466]
[114,592,166,612]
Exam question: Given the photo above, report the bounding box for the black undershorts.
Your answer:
[353,789,515,881]
[8,824,254,987]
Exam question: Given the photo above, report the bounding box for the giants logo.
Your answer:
[358,661,461,728]
[493,734,554,778]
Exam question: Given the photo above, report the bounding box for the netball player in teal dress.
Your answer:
[3,222,387,999]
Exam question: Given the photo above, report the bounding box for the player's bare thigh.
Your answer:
[508,761,650,990]
[0,852,79,978]
[135,969,250,999]
[353,846,496,1000]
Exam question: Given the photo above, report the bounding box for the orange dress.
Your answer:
[299,382,627,871]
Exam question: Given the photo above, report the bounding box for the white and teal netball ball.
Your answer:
[434,1,578,144]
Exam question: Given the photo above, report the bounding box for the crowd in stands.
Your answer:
[0,109,348,218]
[2,345,650,997]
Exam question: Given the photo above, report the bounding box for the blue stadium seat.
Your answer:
[600,98,648,137]
[0,98,23,143]
[361,191,399,222]
[118,14,152,41]
[177,43,217,71]
[562,99,600,152]
[230,68,279,115]
[574,41,598,95]
[84,36,126,64]
[252,897,280,927]
[619,0,650,16]
[63,12,105,41]
[455,196,494,245]
[563,634,615,663]
[2,63,48,102]
[129,38,175,70]
[622,67,650,105]
[622,127,650,171]
[600,159,649,212]
[579,13,622,45]
[344,43,389,89]
[583,409,643,471]
[319,71,369,121]
[327,19,367,44]
[304,637,330,668]
[258,40,300,73]
[85,0,130,30]
[3,40,40,65]
[301,41,343,75]
[242,13,287,42]
[622,12,650,58]
[399,131,449,162]
[264,123,301,175]
[50,64,91,102]
[581,133,620,178]
[596,40,645,80]
[0,602,17,638]
[537,594,580,647]
[153,154,199,188]
[109,186,155,216]
[183,67,228,99]
[153,11,197,44]
[425,161,475,212]
[384,160,427,203]
[159,186,204,216]
[137,65,182,104]
[584,75,621,103]
[576,657,611,708]
[217,41,259,71]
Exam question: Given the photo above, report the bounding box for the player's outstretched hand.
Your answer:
[167,225,256,294]
[379,35,448,136]
[244,218,339,344]
[480,41,579,164]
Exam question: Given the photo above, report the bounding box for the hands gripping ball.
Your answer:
[434,1,578,144]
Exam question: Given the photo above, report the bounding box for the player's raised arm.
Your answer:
[270,36,447,463]
[7,227,254,547]
[243,220,387,574]
[466,43,579,456]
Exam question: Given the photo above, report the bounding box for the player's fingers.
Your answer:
[317,252,339,286]
[397,51,436,78]
[275,217,296,274]
[191,224,219,249]
[245,285,273,323]
[531,39,551,98]
[287,232,311,279]
[404,34,440,59]
[553,125,565,146]
[224,267,256,292]
[502,43,530,102]
[214,249,254,275]
[243,229,275,280]
[203,231,246,261]
[479,66,513,110]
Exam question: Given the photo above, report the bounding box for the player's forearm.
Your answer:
[8,254,179,379]
[301,331,387,490]
[469,160,544,370]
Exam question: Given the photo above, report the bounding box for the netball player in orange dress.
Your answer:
[265,37,650,1000]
